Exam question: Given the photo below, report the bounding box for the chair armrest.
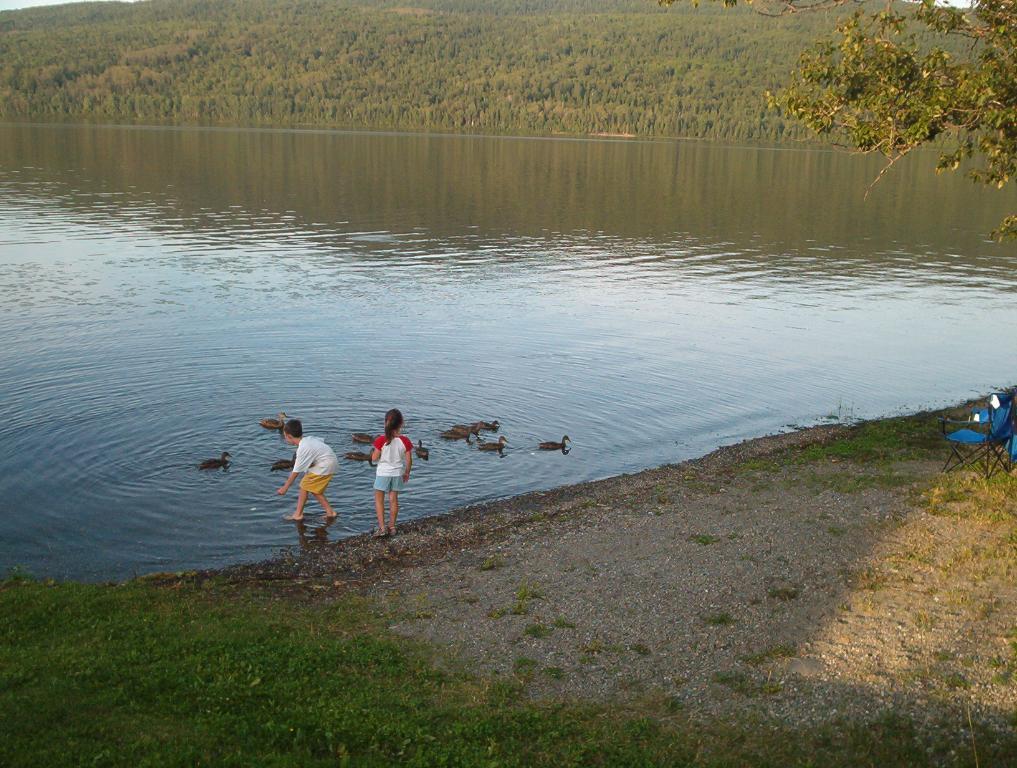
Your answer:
[939,417,988,435]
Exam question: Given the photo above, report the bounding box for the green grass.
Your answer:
[794,415,942,466]
[742,645,797,666]
[3,577,1016,766]
[523,623,552,639]
[511,580,543,616]
[688,534,721,546]
[712,671,781,697]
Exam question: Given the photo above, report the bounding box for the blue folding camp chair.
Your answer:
[940,391,1016,477]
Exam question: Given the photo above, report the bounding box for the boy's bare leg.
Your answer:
[374,490,386,532]
[312,492,337,518]
[285,489,309,521]
[388,491,399,530]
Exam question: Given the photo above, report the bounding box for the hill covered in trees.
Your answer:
[0,0,852,140]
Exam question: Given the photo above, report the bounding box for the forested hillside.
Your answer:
[0,0,850,140]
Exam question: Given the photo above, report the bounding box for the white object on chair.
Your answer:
[973,413,981,422]
[990,394,1001,409]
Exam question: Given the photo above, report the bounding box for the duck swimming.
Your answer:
[472,420,500,432]
[271,454,295,471]
[259,412,287,430]
[441,426,475,442]
[415,440,430,461]
[199,451,231,470]
[344,451,375,465]
[477,436,508,454]
[351,433,374,444]
[539,435,571,451]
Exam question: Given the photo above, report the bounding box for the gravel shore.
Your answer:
[219,412,1017,742]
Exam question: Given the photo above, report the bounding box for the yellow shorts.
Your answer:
[299,473,333,494]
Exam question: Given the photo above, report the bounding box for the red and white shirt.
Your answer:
[372,434,413,477]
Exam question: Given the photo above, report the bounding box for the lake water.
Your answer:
[1,122,1014,581]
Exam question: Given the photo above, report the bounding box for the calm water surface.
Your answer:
[0,123,1014,581]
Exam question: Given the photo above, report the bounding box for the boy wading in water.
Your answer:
[371,408,412,537]
[277,419,339,521]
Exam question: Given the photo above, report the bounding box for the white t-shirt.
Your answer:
[372,435,413,477]
[293,436,339,476]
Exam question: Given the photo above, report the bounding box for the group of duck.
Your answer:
[197,411,571,470]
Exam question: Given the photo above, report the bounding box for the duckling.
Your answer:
[344,451,375,466]
[415,440,430,461]
[199,451,231,470]
[539,435,571,451]
[259,411,288,430]
[477,436,508,453]
[351,433,374,445]
[271,454,296,471]
[473,420,500,432]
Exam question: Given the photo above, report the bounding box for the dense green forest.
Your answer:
[0,0,853,140]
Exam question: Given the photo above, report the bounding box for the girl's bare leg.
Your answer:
[374,490,386,532]
[388,491,399,531]
[312,492,337,518]
[286,489,309,521]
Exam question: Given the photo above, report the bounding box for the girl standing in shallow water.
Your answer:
[371,408,413,537]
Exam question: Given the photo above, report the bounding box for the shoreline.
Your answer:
[213,418,855,587]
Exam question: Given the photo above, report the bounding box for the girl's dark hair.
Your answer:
[384,408,403,445]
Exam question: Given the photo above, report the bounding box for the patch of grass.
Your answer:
[552,616,576,629]
[714,671,782,697]
[543,666,565,680]
[683,479,722,495]
[854,567,887,591]
[513,656,537,676]
[991,669,1013,685]
[479,555,504,571]
[941,672,971,690]
[737,457,780,474]
[581,639,604,657]
[487,607,507,619]
[923,471,1017,523]
[629,643,651,656]
[523,623,551,639]
[688,534,721,546]
[805,469,919,494]
[408,594,434,620]
[3,578,1017,766]
[743,645,797,666]
[767,586,799,602]
[703,612,736,627]
[511,580,543,616]
[827,525,846,537]
[795,415,942,466]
